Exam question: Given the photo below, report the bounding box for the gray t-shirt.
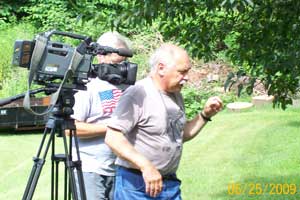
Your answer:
[108,77,186,175]
[72,78,122,176]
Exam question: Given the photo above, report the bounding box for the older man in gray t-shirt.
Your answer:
[106,43,223,199]
[109,77,185,175]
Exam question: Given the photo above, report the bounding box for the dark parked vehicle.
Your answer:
[0,98,49,131]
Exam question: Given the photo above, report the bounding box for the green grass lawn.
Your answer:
[179,105,300,200]
[0,105,299,200]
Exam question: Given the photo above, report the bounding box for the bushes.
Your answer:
[0,18,250,116]
[129,28,164,80]
[0,23,250,117]
[0,23,36,98]
[182,82,250,119]
[0,0,121,42]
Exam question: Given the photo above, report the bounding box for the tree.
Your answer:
[0,0,122,40]
[111,0,300,109]
[2,0,299,108]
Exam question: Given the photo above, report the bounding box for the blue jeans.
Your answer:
[76,172,115,200]
[114,167,182,200]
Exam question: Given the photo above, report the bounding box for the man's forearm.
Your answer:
[74,121,107,138]
[183,113,207,142]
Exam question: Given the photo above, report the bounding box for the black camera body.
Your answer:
[93,62,138,85]
[12,30,137,87]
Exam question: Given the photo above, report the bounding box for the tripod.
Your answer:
[22,88,86,200]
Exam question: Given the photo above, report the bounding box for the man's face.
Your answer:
[97,53,126,64]
[163,55,191,93]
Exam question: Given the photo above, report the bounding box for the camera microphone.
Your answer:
[117,48,133,57]
[91,43,133,57]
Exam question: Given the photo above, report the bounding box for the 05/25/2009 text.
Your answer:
[228,183,297,196]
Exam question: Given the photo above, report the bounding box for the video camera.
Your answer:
[12,30,137,87]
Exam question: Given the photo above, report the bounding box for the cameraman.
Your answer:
[72,31,131,200]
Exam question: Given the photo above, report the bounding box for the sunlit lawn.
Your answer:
[179,105,300,200]
[0,105,299,200]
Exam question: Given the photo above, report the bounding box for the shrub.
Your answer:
[182,82,251,119]
[0,23,36,98]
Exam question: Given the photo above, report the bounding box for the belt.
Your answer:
[118,166,180,182]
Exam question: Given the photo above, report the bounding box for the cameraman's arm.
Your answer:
[74,120,107,138]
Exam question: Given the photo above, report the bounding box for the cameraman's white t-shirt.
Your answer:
[72,77,122,176]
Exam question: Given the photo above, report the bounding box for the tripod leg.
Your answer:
[55,160,59,200]
[61,128,86,200]
[72,129,87,200]
[64,162,68,200]
[51,134,55,200]
[62,132,79,200]
[22,127,55,200]
[22,158,46,200]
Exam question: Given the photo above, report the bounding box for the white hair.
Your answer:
[149,44,178,73]
[97,31,131,50]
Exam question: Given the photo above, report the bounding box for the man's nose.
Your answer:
[183,73,189,82]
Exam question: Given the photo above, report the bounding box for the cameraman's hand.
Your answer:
[202,96,223,118]
[141,164,163,197]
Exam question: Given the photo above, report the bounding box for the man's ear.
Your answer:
[157,62,165,76]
